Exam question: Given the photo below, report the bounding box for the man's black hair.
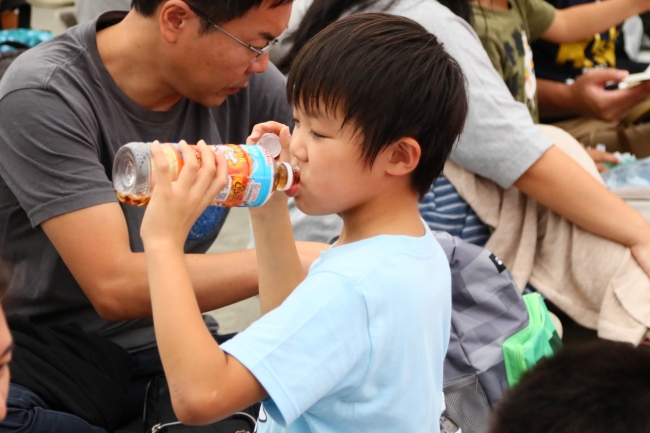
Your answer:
[131,0,292,29]
[287,13,468,198]
[491,341,650,433]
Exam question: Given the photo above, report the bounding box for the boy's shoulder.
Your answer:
[309,228,449,287]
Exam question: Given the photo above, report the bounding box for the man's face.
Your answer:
[169,1,291,107]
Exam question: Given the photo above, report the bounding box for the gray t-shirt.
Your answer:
[0,12,293,352]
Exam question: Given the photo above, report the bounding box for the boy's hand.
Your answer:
[247,121,292,164]
[140,140,229,249]
[247,122,294,218]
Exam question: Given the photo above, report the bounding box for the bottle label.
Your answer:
[210,144,274,207]
[167,143,274,207]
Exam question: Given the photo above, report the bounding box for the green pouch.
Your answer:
[503,293,562,386]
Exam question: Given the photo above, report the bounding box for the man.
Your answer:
[531,0,650,156]
[0,1,324,431]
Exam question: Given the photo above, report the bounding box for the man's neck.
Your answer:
[338,188,424,245]
[96,11,183,111]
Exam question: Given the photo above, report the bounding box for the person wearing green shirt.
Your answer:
[471,0,650,123]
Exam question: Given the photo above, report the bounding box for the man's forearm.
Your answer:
[514,146,650,248]
[98,249,259,321]
[537,78,580,118]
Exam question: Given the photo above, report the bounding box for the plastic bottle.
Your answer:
[601,156,650,190]
[112,134,299,207]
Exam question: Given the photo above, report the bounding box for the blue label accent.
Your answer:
[243,145,274,207]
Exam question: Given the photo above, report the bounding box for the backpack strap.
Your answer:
[0,40,28,50]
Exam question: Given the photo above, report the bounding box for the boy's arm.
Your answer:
[142,142,268,425]
[146,242,268,425]
[247,123,321,314]
[537,72,650,120]
[542,0,649,43]
[249,196,308,314]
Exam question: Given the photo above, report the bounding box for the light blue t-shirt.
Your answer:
[222,224,451,432]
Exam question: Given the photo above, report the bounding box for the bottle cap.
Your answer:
[258,133,282,158]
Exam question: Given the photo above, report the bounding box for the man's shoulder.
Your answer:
[0,24,91,99]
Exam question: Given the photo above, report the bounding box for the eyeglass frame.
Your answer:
[184,2,280,59]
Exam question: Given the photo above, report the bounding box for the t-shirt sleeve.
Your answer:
[418,12,553,188]
[221,271,371,427]
[525,0,556,41]
[477,33,507,81]
[0,89,116,227]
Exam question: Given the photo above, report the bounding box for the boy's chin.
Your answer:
[294,197,334,217]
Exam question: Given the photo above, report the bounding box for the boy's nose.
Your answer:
[289,137,308,163]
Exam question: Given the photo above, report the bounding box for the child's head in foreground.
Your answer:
[286,13,468,216]
[490,341,650,433]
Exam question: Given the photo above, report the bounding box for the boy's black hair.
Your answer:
[287,13,468,198]
[131,0,291,30]
[490,341,650,433]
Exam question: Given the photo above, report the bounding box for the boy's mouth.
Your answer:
[285,185,300,197]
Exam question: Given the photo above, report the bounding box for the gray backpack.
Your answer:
[434,232,531,433]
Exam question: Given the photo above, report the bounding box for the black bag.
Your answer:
[144,375,260,433]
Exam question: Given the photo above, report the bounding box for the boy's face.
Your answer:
[290,107,384,216]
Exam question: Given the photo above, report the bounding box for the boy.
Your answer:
[140,13,468,431]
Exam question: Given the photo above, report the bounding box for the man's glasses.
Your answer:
[184,2,280,59]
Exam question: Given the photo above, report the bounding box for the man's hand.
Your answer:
[570,69,650,121]
[584,147,619,172]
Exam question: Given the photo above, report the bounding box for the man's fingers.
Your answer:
[600,84,650,119]
[581,67,628,85]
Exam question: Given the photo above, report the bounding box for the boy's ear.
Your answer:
[384,138,421,177]
[159,0,192,44]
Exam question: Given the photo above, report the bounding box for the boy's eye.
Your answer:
[310,130,326,139]
[292,118,300,126]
